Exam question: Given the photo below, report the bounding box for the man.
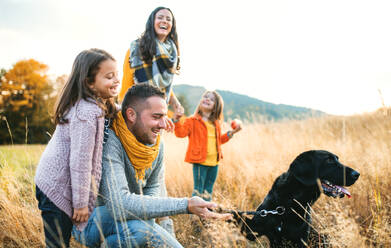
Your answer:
[72,83,231,247]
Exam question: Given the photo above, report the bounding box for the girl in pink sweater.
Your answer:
[34,48,119,248]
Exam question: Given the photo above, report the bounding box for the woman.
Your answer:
[119,6,184,129]
[119,6,183,234]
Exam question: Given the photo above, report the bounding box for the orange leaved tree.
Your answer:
[0,59,55,144]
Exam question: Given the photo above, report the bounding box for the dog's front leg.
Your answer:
[231,213,259,241]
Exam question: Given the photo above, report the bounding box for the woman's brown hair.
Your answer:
[139,6,180,71]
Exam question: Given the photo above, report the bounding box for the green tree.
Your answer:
[176,94,191,116]
[0,59,55,144]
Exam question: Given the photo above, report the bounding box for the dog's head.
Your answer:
[289,150,360,198]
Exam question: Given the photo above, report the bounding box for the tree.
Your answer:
[0,68,6,109]
[176,94,191,116]
[0,59,55,144]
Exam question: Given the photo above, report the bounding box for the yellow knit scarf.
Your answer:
[112,112,160,181]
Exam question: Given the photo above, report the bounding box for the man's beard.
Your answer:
[130,116,154,145]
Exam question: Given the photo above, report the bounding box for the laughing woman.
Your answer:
[119,6,183,236]
[119,6,184,131]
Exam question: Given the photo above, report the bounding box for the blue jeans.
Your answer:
[192,163,219,201]
[35,185,73,248]
[72,206,183,248]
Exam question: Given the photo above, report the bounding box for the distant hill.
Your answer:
[173,84,325,121]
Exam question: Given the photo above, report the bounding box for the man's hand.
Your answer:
[72,206,89,223]
[187,196,232,221]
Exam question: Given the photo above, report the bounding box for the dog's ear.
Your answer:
[289,151,319,186]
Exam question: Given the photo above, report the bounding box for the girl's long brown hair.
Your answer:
[195,91,224,123]
[53,48,117,125]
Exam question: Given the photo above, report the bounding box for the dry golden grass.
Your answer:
[1,110,390,247]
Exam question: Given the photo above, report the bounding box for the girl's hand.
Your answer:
[173,109,184,122]
[232,124,242,134]
[231,119,242,134]
[164,116,174,133]
[72,207,89,223]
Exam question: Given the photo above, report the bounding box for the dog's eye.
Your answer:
[326,157,334,163]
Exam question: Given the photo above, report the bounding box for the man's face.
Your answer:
[131,96,167,145]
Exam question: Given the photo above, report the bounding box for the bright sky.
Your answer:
[1,0,391,115]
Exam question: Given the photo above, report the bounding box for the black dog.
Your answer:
[234,150,360,248]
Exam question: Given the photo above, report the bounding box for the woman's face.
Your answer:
[154,9,173,42]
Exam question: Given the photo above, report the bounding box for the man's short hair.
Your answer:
[121,83,166,117]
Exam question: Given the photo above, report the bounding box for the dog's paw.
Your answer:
[245,232,257,241]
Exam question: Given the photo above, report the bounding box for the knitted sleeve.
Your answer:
[100,132,188,221]
[69,102,102,209]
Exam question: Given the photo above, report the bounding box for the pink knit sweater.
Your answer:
[35,99,104,230]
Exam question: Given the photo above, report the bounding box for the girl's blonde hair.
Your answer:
[53,48,117,125]
[195,90,224,122]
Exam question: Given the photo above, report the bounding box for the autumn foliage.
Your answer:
[0,59,56,144]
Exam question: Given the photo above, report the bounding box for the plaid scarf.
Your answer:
[129,39,177,101]
[112,112,160,182]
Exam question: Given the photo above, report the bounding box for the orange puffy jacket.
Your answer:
[174,114,230,164]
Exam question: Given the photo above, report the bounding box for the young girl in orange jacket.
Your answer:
[173,90,242,201]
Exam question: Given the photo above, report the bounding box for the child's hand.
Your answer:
[173,107,184,121]
[231,119,242,134]
[73,206,89,223]
[173,111,183,121]
[174,104,184,117]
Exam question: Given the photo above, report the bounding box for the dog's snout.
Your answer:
[351,171,360,180]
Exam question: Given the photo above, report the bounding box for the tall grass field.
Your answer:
[1,110,390,247]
